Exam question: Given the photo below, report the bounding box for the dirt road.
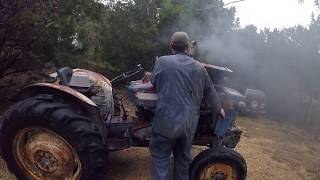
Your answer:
[1,117,320,180]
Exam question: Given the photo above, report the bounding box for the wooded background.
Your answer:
[1,0,320,132]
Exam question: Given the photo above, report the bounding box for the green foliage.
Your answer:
[0,0,238,76]
[2,0,320,125]
[98,0,161,75]
[0,0,103,78]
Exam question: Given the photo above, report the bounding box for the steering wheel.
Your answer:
[111,64,143,85]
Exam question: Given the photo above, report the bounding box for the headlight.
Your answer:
[251,101,258,109]
[238,101,246,110]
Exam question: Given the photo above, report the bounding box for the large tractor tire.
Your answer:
[0,94,107,180]
[190,147,247,180]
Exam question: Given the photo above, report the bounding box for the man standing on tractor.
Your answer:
[150,31,225,180]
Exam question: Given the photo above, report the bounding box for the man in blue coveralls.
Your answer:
[150,32,225,180]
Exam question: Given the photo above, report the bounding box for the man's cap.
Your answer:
[171,32,189,47]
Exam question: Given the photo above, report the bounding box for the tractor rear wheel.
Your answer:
[0,94,107,180]
[190,147,247,180]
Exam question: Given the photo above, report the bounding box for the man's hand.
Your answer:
[219,108,226,119]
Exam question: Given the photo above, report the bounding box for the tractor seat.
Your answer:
[57,67,73,85]
[57,67,94,97]
[57,67,91,88]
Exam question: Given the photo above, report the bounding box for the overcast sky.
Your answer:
[224,0,320,30]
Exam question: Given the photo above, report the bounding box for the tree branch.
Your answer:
[195,0,246,11]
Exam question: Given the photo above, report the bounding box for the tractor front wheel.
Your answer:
[190,147,247,180]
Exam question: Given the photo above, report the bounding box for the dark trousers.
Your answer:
[149,133,193,180]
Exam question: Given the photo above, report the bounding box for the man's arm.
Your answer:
[202,67,225,118]
[150,57,164,88]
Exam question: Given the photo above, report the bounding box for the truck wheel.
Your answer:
[0,94,107,180]
[190,147,247,180]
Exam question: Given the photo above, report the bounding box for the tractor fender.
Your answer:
[14,83,109,141]
[14,83,97,109]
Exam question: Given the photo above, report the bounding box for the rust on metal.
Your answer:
[73,69,114,119]
[21,83,97,107]
[74,69,111,86]
[13,127,81,180]
[200,163,238,180]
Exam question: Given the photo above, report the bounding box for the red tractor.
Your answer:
[0,64,247,180]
